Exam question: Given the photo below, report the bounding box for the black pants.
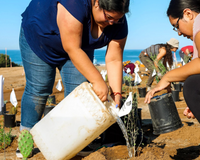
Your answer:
[183,74,200,123]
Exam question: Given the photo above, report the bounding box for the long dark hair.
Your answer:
[167,0,200,18]
[158,44,173,68]
[94,0,130,14]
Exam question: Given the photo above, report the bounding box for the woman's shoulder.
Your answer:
[59,0,91,23]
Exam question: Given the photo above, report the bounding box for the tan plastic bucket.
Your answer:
[30,82,118,160]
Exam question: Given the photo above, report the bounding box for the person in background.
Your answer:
[123,61,136,77]
[18,0,130,157]
[135,60,141,66]
[139,38,179,91]
[145,0,200,122]
[179,45,193,64]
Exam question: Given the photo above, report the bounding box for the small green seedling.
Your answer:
[149,52,167,83]
[123,75,132,82]
[47,97,54,107]
[18,129,34,159]
[9,105,18,115]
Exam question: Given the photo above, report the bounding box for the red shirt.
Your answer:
[124,63,135,74]
[181,46,193,53]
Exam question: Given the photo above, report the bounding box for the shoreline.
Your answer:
[1,60,184,92]
[0,49,183,67]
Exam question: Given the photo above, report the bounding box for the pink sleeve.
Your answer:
[193,14,200,59]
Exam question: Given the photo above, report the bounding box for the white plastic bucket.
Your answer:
[30,82,118,160]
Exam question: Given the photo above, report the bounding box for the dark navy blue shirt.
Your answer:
[21,0,128,65]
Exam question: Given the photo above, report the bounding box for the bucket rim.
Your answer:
[150,93,170,102]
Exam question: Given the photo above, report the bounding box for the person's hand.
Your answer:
[131,73,135,77]
[92,80,109,102]
[111,94,121,108]
[166,85,171,93]
[144,78,171,104]
[183,107,195,119]
[93,81,108,102]
[144,88,158,104]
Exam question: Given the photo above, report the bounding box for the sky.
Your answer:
[0,0,193,50]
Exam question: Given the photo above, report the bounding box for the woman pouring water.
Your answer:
[18,0,130,158]
[145,0,200,122]
[20,0,129,131]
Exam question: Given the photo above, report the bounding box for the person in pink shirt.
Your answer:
[145,0,200,122]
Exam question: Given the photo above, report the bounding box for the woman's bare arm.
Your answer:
[106,37,127,106]
[57,3,108,101]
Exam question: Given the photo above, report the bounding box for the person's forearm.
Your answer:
[164,58,200,82]
[68,48,104,83]
[107,61,122,93]
[105,37,126,94]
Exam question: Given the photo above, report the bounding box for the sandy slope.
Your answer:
[0,66,200,160]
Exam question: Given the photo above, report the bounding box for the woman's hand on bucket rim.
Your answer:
[144,88,157,104]
[144,80,171,104]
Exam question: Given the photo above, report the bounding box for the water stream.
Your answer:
[116,115,133,158]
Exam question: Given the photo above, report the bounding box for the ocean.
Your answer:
[0,49,181,66]
[0,50,23,66]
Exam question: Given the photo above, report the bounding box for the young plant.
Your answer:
[9,105,18,115]
[122,85,127,93]
[123,75,132,81]
[149,53,167,83]
[47,97,53,107]
[122,93,143,157]
[0,120,12,150]
[157,60,167,75]
[123,75,132,86]
[18,129,34,160]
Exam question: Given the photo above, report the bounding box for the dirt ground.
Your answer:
[0,66,200,160]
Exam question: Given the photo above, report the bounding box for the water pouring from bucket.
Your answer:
[30,82,134,160]
[109,92,134,157]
